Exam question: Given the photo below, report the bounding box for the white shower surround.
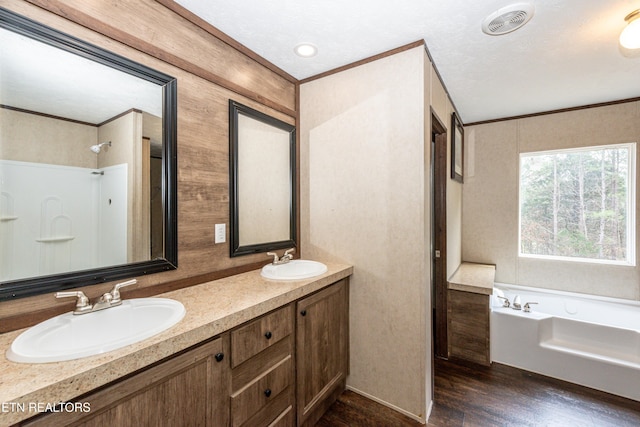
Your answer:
[0,160,127,281]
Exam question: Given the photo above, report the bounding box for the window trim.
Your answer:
[518,142,637,267]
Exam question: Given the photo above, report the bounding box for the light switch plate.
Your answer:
[214,223,226,244]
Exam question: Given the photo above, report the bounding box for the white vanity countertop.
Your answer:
[0,261,353,426]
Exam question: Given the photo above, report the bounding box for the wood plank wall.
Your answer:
[0,0,298,332]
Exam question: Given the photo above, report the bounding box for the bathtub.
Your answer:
[491,283,640,401]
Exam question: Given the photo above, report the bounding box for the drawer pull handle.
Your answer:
[264,331,273,339]
[264,388,272,398]
[300,310,307,316]
[214,353,224,362]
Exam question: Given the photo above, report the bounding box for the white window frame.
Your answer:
[518,142,636,266]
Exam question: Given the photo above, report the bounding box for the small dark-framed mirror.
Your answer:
[450,112,464,183]
[0,8,178,300]
[229,100,296,257]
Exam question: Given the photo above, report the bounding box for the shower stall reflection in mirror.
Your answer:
[0,160,127,282]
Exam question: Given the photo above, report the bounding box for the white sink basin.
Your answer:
[261,260,328,280]
[6,298,185,364]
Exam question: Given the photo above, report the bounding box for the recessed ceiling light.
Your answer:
[294,43,318,58]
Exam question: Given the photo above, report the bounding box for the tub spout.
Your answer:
[512,295,522,310]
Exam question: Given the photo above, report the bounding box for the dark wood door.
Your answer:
[432,113,448,360]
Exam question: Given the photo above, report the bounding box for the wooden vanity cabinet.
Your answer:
[18,278,350,427]
[446,263,495,366]
[22,336,231,427]
[230,305,295,427]
[296,278,349,427]
[447,289,491,366]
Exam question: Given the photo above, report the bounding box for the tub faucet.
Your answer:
[512,295,522,310]
[523,302,538,313]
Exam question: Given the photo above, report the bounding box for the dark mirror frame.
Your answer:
[229,100,297,257]
[450,112,464,183]
[0,8,178,301]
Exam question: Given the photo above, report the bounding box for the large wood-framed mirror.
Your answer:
[0,8,178,300]
[229,100,296,257]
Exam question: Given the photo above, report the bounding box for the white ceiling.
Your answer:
[0,28,162,125]
[176,0,640,124]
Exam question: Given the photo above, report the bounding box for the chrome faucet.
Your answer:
[512,295,522,310]
[55,279,137,315]
[266,248,295,265]
[523,302,538,313]
[497,296,511,308]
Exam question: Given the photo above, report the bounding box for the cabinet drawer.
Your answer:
[232,305,293,367]
[268,405,294,427]
[231,355,293,427]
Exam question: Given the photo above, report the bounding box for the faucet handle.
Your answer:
[283,248,296,260]
[266,252,279,264]
[497,296,510,308]
[55,291,92,314]
[109,279,137,304]
[523,302,538,313]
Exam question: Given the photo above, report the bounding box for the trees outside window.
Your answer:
[519,143,636,264]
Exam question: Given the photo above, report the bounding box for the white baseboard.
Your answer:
[345,385,427,424]
[426,399,433,423]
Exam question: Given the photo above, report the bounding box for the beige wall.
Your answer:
[0,108,97,168]
[97,111,139,170]
[98,111,149,262]
[300,45,463,422]
[463,101,640,300]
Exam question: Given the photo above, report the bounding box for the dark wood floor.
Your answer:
[316,389,423,427]
[317,358,640,426]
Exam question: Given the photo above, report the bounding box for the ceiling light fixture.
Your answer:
[620,10,640,50]
[294,43,318,58]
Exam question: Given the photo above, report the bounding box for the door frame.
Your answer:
[431,109,448,360]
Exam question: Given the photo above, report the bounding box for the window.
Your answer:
[519,143,636,265]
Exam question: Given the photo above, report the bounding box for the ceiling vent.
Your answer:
[482,3,535,36]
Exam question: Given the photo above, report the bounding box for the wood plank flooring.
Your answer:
[316,358,640,426]
[315,390,423,427]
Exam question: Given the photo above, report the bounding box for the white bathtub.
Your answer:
[491,283,640,401]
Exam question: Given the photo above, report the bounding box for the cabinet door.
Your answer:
[448,289,490,366]
[296,279,349,427]
[23,336,230,427]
